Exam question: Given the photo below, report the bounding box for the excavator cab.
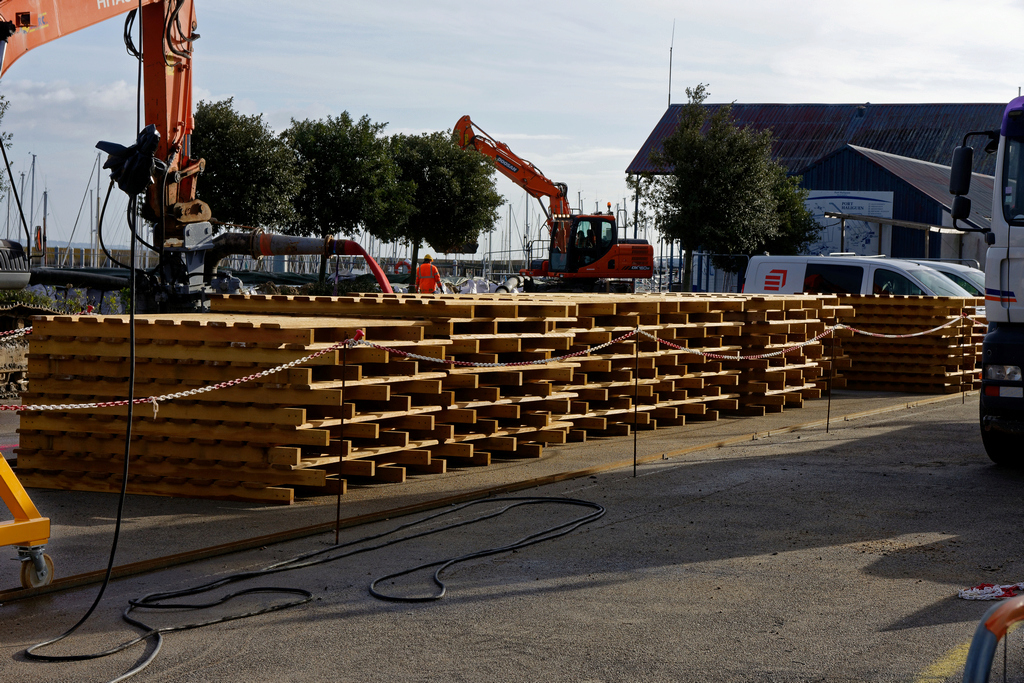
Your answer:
[549,215,617,274]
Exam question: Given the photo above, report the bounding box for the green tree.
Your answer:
[392,131,502,288]
[284,113,411,281]
[650,83,781,290]
[192,98,301,229]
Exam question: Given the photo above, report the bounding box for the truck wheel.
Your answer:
[980,405,1024,467]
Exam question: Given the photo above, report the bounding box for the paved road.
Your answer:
[1,394,1020,682]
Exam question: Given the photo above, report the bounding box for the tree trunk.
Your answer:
[682,242,694,293]
[317,243,329,283]
[409,239,421,293]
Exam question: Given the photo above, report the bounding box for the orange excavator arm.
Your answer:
[0,0,207,231]
[0,0,162,76]
[454,115,572,227]
[455,114,654,286]
[0,1,397,298]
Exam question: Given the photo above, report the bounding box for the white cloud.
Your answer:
[0,0,1020,244]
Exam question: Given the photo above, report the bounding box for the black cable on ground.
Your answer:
[24,3,147,678]
[24,496,604,682]
[368,496,606,602]
[24,199,141,675]
[25,193,144,680]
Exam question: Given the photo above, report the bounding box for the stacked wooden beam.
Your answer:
[835,295,983,393]
[15,292,854,504]
[208,294,583,472]
[210,291,852,471]
[16,314,446,503]
[713,294,852,415]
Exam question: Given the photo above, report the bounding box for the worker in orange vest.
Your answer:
[415,254,442,293]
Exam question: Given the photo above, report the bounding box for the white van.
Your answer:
[743,255,974,297]
[904,260,985,297]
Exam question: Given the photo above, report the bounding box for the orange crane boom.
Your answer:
[455,115,572,226]
[455,114,653,289]
[0,0,396,301]
[0,0,208,228]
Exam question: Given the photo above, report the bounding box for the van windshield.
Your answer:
[935,270,983,296]
[907,268,973,297]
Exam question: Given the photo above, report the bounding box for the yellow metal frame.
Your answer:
[0,455,49,547]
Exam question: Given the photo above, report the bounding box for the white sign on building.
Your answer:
[804,190,894,256]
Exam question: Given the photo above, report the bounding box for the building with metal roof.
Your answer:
[627,102,1003,268]
[799,144,993,266]
[627,103,1005,177]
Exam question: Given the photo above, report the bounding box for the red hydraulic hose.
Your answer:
[241,233,395,294]
[330,239,394,294]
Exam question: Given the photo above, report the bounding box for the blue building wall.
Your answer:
[798,147,942,258]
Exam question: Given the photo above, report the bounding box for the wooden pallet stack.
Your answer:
[212,294,583,473]
[15,292,854,504]
[835,295,982,393]
[709,294,853,415]
[555,295,691,437]
[16,313,448,503]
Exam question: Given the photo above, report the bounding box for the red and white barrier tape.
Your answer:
[3,311,977,414]
[0,326,32,340]
[841,313,972,340]
[959,583,1024,600]
[6,331,366,414]
[636,327,835,360]
[350,329,639,368]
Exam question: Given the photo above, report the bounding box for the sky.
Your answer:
[0,0,1022,253]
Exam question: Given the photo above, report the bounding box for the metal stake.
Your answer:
[633,327,640,477]
[336,343,347,544]
[826,325,836,433]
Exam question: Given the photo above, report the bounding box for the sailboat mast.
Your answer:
[42,189,47,265]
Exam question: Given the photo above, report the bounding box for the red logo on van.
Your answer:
[764,269,787,291]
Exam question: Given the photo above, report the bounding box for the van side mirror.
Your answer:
[949,146,974,196]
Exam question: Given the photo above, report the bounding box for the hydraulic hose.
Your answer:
[29,267,130,290]
[204,232,394,293]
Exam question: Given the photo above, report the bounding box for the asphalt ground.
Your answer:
[0,391,1021,682]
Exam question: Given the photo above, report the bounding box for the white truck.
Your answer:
[949,98,1024,465]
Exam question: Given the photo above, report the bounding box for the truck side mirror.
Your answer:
[949,145,974,196]
[951,194,971,221]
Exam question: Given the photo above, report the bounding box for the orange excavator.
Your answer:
[0,0,395,309]
[0,0,397,587]
[455,115,653,291]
